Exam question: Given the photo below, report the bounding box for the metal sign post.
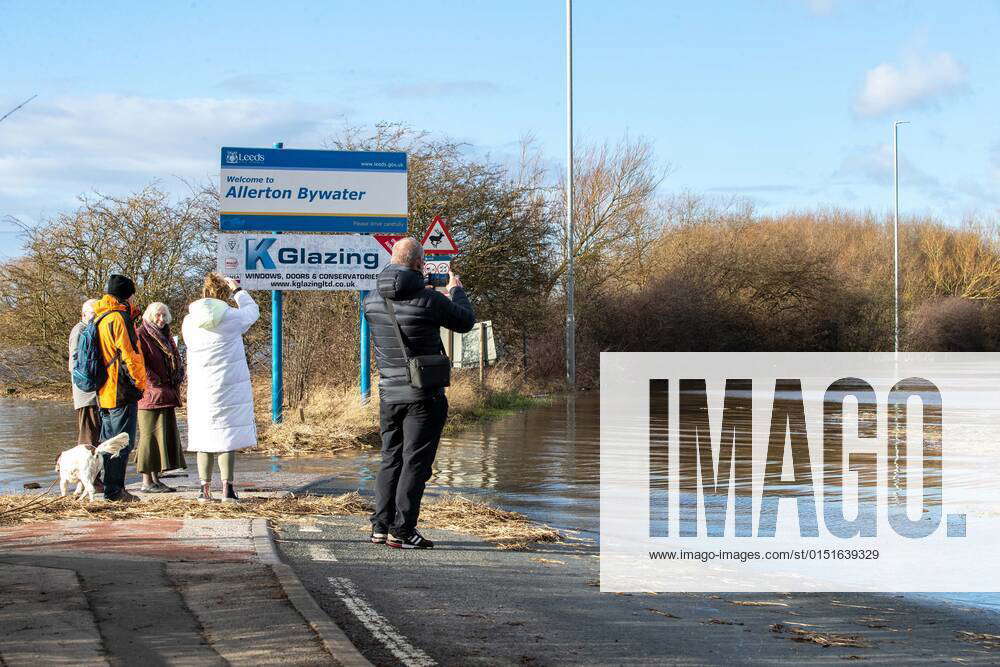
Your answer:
[360,291,371,402]
[271,141,284,424]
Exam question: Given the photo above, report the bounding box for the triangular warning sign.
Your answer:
[421,216,458,255]
[373,234,407,255]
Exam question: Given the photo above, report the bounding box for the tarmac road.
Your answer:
[275,515,1000,666]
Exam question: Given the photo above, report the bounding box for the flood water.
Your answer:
[0,394,601,536]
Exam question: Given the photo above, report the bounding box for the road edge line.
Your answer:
[251,518,372,667]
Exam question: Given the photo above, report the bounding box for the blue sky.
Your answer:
[2,0,998,258]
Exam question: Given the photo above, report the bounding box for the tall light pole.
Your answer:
[893,120,909,355]
[565,0,576,388]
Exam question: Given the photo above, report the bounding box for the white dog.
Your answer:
[55,433,130,501]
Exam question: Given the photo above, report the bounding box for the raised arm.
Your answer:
[435,286,476,333]
[232,290,260,334]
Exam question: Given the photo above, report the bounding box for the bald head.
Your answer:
[391,237,424,271]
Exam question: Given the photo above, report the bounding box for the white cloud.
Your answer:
[834,142,942,190]
[0,94,352,224]
[828,142,1000,210]
[854,51,968,117]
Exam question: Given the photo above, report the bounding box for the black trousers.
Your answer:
[372,395,448,537]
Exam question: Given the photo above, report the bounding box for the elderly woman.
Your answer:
[183,273,259,503]
[136,302,186,493]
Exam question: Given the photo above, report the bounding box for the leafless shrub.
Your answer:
[0,185,216,370]
[905,297,990,351]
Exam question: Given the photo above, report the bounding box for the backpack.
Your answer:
[71,310,125,393]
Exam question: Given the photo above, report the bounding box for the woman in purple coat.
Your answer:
[136,302,186,492]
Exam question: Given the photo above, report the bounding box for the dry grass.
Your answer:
[254,384,381,455]
[441,367,547,434]
[254,367,547,456]
[0,492,368,525]
[0,491,562,550]
[417,493,561,550]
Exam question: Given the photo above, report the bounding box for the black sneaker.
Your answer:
[222,484,240,504]
[386,531,434,549]
[370,530,387,544]
[107,489,140,503]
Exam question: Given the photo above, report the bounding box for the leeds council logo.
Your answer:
[225,151,240,164]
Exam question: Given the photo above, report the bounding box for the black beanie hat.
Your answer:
[106,274,136,302]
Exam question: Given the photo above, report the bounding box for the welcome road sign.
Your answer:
[218,232,392,291]
[219,147,407,233]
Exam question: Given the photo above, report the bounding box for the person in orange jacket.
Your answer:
[94,274,148,502]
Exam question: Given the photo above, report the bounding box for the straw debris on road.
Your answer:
[0,491,562,549]
[770,623,873,648]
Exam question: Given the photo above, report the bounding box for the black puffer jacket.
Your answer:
[363,264,476,404]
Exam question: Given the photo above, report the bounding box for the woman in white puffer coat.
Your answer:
[182,273,260,503]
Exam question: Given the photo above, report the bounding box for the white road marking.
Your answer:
[306,543,339,562]
[298,524,322,533]
[328,577,436,667]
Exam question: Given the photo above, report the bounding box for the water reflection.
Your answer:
[0,400,78,489]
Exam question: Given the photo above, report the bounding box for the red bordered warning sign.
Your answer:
[373,234,407,255]
[420,216,459,255]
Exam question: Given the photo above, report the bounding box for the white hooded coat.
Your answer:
[182,290,259,452]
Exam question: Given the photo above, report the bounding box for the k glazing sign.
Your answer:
[600,352,1000,593]
[219,147,407,232]
[218,233,391,290]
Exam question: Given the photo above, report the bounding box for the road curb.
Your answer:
[251,519,372,667]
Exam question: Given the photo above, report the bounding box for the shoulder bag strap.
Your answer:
[383,298,411,362]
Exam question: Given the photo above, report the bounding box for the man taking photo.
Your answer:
[363,237,475,548]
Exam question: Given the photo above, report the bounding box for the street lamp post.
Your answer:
[565,0,575,389]
[893,120,909,355]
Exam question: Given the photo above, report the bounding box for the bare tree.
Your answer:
[0,185,216,368]
[549,135,668,295]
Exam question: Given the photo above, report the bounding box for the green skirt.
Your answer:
[137,408,186,474]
